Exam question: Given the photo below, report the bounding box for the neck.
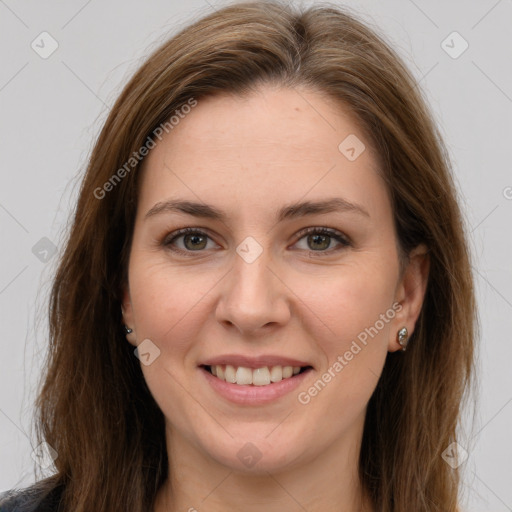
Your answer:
[154,413,374,512]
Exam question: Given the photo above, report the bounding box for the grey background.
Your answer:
[0,0,511,510]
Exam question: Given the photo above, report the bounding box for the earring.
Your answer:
[123,324,137,344]
[397,327,409,351]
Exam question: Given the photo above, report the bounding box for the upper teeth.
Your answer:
[210,365,302,386]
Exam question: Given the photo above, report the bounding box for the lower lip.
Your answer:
[200,366,312,405]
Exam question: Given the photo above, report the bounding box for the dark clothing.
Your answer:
[0,482,63,512]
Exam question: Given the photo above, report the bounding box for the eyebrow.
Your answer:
[144,197,370,222]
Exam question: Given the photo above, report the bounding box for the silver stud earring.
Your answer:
[124,325,133,334]
[397,327,409,351]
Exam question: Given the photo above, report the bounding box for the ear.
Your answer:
[121,283,137,347]
[389,244,430,352]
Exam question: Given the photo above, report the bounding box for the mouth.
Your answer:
[199,361,314,405]
[201,364,313,386]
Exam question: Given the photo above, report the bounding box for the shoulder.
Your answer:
[0,480,64,512]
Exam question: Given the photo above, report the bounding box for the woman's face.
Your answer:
[122,85,428,473]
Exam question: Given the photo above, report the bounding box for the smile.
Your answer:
[199,363,313,405]
[204,364,311,386]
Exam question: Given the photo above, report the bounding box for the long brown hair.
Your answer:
[14,1,477,510]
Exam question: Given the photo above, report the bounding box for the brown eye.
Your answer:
[163,226,351,257]
[307,233,331,251]
[182,232,208,250]
[164,228,217,255]
[294,227,351,254]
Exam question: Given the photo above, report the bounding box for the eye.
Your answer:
[163,228,218,255]
[293,227,351,254]
[163,226,351,257]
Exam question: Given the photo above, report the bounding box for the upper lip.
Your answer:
[201,355,313,369]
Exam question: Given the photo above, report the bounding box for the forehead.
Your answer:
[137,85,388,222]
[154,85,374,157]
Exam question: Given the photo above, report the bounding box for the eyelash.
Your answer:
[162,226,351,257]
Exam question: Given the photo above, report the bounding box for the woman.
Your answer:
[0,1,476,511]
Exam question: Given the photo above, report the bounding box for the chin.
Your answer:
[199,429,309,474]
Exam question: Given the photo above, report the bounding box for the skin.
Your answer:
[121,84,429,512]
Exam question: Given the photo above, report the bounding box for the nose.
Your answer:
[215,243,291,336]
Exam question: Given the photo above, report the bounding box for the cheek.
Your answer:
[294,259,396,350]
[292,263,395,416]
[129,261,214,432]
[293,268,395,429]
[128,258,212,357]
